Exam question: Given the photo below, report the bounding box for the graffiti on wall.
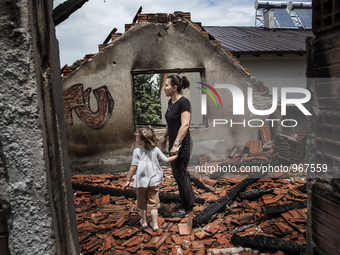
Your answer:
[63,84,114,129]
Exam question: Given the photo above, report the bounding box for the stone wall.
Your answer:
[0,0,79,254]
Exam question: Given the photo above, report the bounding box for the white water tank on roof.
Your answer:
[288,1,312,11]
[254,1,288,9]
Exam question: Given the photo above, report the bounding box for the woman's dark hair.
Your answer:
[167,75,190,94]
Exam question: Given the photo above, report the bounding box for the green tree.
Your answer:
[133,74,162,124]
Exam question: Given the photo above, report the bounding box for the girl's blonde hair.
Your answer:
[137,125,158,150]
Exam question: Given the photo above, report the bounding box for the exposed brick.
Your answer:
[98,44,107,51]
[111,33,122,42]
[202,31,209,38]
[125,23,134,32]
[137,14,148,22]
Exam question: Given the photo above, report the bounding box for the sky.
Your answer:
[53,0,257,67]
[53,0,310,67]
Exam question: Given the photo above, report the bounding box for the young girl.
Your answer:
[123,126,178,231]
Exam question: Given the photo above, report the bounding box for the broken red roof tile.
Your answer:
[171,234,183,245]
[178,223,192,236]
[119,228,140,239]
[260,125,272,144]
[249,140,263,153]
[198,155,210,165]
[194,230,211,240]
[203,178,218,187]
[112,216,126,228]
[152,232,170,250]
[238,213,256,225]
[171,245,185,254]
[203,222,220,234]
[72,147,307,254]
[191,240,205,252]
[274,221,293,235]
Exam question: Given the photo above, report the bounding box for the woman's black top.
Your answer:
[165,97,191,152]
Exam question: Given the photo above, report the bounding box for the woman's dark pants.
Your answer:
[170,150,195,210]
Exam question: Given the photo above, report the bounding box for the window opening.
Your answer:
[132,71,206,130]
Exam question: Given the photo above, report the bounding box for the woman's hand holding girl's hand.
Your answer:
[170,146,177,156]
[122,181,130,190]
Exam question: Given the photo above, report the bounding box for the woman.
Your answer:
[160,74,196,217]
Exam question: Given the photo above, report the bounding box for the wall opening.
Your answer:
[133,74,163,126]
[131,70,206,131]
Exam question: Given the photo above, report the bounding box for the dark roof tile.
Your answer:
[203,26,313,55]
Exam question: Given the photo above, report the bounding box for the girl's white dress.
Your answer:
[131,146,168,188]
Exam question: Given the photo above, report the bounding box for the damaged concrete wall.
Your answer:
[306,0,340,253]
[0,0,79,254]
[237,55,307,97]
[62,20,273,168]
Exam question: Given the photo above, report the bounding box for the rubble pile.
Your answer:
[217,127,307,166]
[72,173,307,255]
[72,126,308,254]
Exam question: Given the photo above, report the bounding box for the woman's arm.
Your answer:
[170,111,190,155]
[160,125,168,150]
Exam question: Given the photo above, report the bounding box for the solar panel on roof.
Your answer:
[294,9,312,29]
[274,8,296,28]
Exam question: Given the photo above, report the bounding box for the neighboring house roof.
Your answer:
[203,26,313,55]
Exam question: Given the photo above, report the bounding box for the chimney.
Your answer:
[264,10,275,29]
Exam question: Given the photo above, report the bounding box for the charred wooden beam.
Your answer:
[52,0,89,26]
[192,174,261,225]
[72,183,205,204]
[231,234,306,253]
[297,184,306,193]
[232,224,258,234]
[160,192,204,204]
[103,28,117,45]
[132,6,143,23]
[262,201,307,215]
[239,188,274,200]
[73,183,136,197]
[158,207,173,218]
[189,174,212,192]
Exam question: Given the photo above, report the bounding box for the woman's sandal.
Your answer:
[149,222,158,232]
[140,219,148,228]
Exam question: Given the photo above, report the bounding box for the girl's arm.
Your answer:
[156,146,178,163]
[167,153,178,163]
[122,165,137,190]
[170,111,190,155]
